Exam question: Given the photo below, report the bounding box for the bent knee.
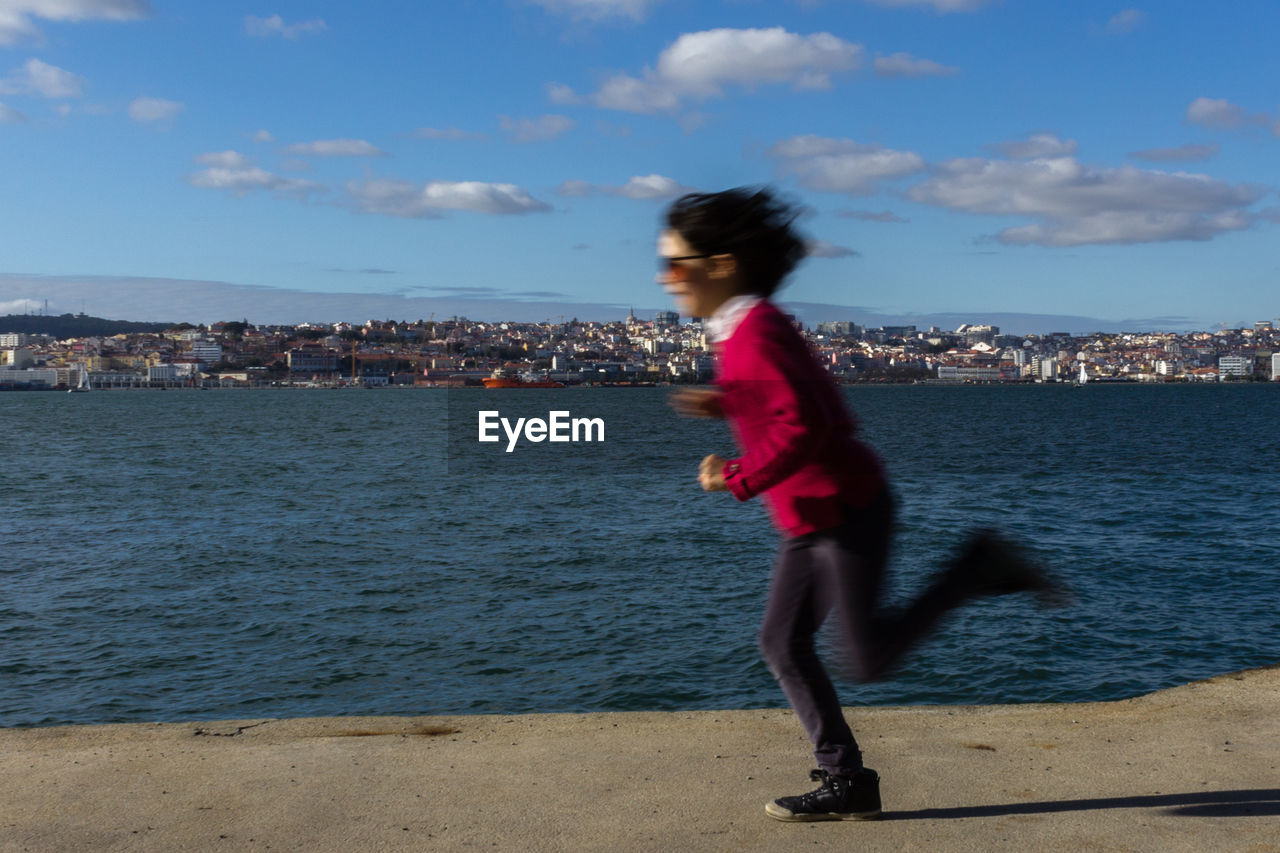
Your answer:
[759,627,814,674]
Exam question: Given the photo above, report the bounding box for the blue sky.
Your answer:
[1,0,1277,332]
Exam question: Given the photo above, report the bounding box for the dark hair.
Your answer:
[664,187,807,298]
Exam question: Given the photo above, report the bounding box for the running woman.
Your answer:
[660,187,1062,822]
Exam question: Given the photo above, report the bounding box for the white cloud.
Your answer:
[837,208,909,223]
[528,0,659,21]
[906,155,1264,246]
[498,114,575,143]
[187,152,323,199]
[244,14,326,39]
[807,239,860,259]
[613,173,690,199]
[1105,9,1146,34]
[995,133,1079,159]
[0,297,42,313]
[594,119,632,137]
[284,138,385,157]
[546,82,579,105]
[195,150,250,168]
[188,166,321,197]
[587,74,679,113]
[0,58,86,98]
[863,0,992,12]
[569,27,863,114]
[251,129,274,143]
[874,52,958,78]
[345,179,552,218]
[1128,143,1218,163]
[556,179,595,197]
[0,101,26,122]
[414,126,486,141]
[1185,96,1268,130]
[556,173,693,200]
[657,28,861,94]
[0,0,150,45]
[1186,97,1244,128]
[128,96,182,123]
[996,210,1253,247]
[768,135,925,196]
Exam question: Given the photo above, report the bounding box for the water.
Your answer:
[2,384,1278,727]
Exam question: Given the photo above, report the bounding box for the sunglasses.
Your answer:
[659,253,714,275]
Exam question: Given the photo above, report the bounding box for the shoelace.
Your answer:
[795,769,844,804]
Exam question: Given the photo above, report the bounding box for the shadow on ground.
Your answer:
[886,789,1280,821]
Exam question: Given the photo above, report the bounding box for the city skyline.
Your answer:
[6,305,1277,391]
[1,1,1278,331]
[6,275,1277,337]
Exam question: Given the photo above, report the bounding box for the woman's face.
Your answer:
[656,229,738,318]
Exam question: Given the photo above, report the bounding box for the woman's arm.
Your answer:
[720,324,830,501]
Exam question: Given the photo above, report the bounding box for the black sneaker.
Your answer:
[960,529,1071,608]
[765,768,882,822]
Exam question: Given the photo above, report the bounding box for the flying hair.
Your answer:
[665,187,808,298]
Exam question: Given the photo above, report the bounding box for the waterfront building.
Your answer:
[90,371,145,388]
[1039,357,1058,381]
[286,346,339,374]
[1,348,36,368]
[936,365,1004,382]
[1218,355,1252,380]
[147,364,178,385]
[0,367,59,387]
[190,340,222,363]
[1272,352,1280,381]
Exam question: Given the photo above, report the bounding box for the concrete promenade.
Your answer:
[3,666,1278,852]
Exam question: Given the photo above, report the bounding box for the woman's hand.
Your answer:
[669,388,725,419]
[698,453,729,492]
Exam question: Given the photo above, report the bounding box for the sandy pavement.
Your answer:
[3,665,1278,852]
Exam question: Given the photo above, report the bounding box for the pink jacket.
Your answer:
[717,300,886,537]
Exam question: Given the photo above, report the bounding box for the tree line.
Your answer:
[1,313,174,338]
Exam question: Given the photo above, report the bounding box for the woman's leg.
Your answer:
[759,534,863,776]
[833,488,986,682]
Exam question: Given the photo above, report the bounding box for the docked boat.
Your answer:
[482,368,565,389]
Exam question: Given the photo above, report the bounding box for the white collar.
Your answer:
[704,294,762,343]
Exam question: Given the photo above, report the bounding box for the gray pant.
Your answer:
[759,489,970,776]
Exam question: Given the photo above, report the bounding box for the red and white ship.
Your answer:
[482,368,565,389]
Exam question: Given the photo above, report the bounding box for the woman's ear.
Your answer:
[708,253,738,281]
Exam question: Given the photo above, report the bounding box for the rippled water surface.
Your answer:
[3,384,1278,726]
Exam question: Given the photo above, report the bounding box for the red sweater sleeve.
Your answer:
[719,317,830,502]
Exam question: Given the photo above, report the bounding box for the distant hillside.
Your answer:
[0,313,177,339]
